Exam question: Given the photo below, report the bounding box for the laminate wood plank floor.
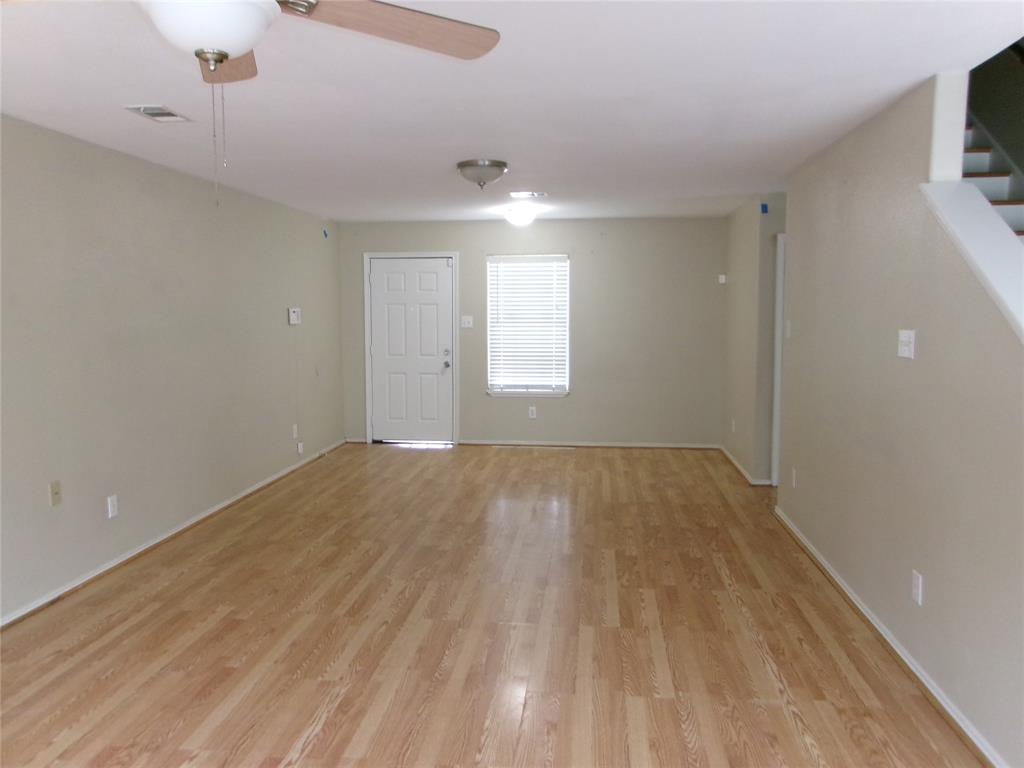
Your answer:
[1,445,980,767]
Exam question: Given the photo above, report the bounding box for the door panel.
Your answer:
[370,257,454,441]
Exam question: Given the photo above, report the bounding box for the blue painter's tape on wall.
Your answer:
[761,203,768,214]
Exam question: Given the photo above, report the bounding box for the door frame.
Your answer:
[363,251,460,444]
[770,233,786,486]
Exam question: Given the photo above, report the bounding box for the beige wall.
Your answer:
[722,193,785,481]
[781,77,1024,765]
[1,117,347,619]
[337,218,728,445]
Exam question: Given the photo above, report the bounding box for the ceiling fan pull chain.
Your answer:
[220,85,228,170]
[210,83,220,207]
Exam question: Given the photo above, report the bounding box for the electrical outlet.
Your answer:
[461,315,474,328]
[731,418,736,434]
[528,405,537,420]
[791,468,797,489]
[288,307,302,326]
[106,494,119,520]
[297,441,304,455]
[718,274,727,285]
[48,481,63,508]
[898,329,916,359]
[292,423,299,440]
[912,570,924,606]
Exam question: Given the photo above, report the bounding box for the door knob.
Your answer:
[443,361,451,369]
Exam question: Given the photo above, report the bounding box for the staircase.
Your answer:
[963,122,1024,243]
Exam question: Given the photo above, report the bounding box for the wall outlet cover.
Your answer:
[460,315,474,328]
[898,329,916,359]
[106,494,119,519]
[297,441,304,455]
[288,307,303,326]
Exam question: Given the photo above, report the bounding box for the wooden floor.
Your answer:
[1,445,979,768]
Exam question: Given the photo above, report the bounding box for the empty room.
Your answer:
[2,1,1023,766]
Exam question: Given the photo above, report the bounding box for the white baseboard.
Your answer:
[0,438,346,627]
[773,505,1007,768]
[719,445,774,486]
[458,439,721,449]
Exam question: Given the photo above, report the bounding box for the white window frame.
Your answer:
[486,253,570,398]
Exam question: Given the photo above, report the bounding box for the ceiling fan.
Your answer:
[139,0,500,85]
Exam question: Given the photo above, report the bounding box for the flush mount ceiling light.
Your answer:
[457,159,509,190]
[140,0,281,71]
[492,201,552,227]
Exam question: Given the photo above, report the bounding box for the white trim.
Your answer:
[363,252,460,443]
[928,71,969,183]
[773,505,1009,768]
[459,439,720,449]
[720,445,774,486]
[920,182,1024,345]
[485,390,569,398]
[770,233,786,487]
[0,439,346,627]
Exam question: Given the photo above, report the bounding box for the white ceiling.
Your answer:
[3,1,1022,222]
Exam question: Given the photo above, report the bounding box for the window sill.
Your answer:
[487,390,570,398]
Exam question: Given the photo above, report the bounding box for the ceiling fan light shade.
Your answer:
[457,159,508,189]
[140,0,281,60]
[493,201,551,227]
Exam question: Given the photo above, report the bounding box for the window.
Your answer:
[487,254,570,395]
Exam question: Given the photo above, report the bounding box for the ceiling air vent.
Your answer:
[124,105,190,123]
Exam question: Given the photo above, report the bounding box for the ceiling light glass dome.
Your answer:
[141,0,281,62]
[457,159,509,190]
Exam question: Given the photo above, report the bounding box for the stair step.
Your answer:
[991,200,1024,230]
[964,126,980,149]
[962,147,994,173]
[964,172,1012,200]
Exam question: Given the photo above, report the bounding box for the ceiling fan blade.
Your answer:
[285,0,499,60]
[200,51,259,84]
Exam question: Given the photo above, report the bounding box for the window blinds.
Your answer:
[486,254,570,394]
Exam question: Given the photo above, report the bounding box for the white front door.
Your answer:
[369,256,454,442]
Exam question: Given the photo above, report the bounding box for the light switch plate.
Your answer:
[898,329,916,359]
[460,315,474,328]
[288,307,302,326]
[718,274,727,285]
[107,494,119,519]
